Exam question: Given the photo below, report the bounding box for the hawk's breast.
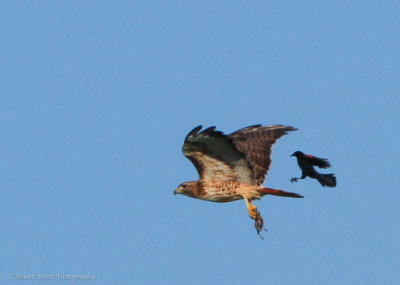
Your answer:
[198,181,243,202]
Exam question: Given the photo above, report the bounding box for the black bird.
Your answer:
[290,151,336,187]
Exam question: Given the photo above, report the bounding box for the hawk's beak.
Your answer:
[173,188,180,195]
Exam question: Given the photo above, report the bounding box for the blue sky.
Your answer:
[1,1,399,284]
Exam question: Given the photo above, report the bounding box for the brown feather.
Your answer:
[182,126,255,184]
[182,125,296,186]
[228,125,297,185]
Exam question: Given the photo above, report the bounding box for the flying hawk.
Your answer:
[174,125,303,223]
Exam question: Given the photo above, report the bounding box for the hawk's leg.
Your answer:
[244,198,258,219]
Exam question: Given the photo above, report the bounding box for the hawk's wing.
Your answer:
[182,125,296,185]
[303,154,331,169]
[182,126,255,184]
[228,125,297,185]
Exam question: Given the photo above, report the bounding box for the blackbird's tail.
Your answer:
[316,173,337,187]
[257,187,303,198]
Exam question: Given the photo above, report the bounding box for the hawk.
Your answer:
[174,125,303,222]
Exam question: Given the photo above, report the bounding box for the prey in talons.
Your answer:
[254,210,267,240]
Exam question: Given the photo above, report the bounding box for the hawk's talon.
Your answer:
[248,205,258,219]
[249,211,257,219]
[244,198,258,219]
[291,177,298,183]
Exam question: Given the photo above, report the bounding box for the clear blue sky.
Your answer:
[1,1,399,284]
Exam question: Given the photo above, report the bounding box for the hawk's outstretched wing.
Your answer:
[182,125,297,185]
[182,126,254,184]
[228,125,297,185]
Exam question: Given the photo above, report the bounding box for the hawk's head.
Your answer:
[174,181,199,198]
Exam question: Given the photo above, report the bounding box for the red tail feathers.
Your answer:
[257,187,303,198]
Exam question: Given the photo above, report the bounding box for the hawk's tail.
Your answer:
[257,187,303,198]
